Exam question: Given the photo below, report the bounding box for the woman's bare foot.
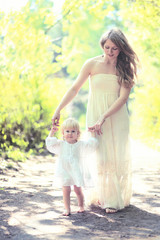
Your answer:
[77,207,85,213]
[97,200,101,206]
[62,211,71,216]
[105,208,118,214]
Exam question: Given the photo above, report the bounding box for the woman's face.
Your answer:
[103,39,120,59]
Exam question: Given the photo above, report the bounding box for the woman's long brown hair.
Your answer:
[100,28,139,88]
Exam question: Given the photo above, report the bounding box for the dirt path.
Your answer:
[0,140,160,240]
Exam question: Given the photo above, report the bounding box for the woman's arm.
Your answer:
[88,84,131,135]
[52,60,92,125]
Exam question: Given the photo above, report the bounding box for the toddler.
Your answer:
[46,118,98,216]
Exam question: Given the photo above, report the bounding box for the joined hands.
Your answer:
[88,116,105,135]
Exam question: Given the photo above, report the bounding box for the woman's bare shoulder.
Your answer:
[84,55,103,67]
[80,55,103,75]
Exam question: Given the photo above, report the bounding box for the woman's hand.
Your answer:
[52,111,60,126]
[88,116,105,135]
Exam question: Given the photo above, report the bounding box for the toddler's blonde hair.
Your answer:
[61,118,81,137]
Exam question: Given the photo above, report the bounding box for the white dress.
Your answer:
[86,74,132,210]
[46,137,98,187]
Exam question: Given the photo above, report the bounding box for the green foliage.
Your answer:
[6,148,27,162]
[0,0,67,156]
[120,0,160,150]
[131,62,160,150]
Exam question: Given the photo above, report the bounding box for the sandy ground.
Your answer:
[0,139,160,240]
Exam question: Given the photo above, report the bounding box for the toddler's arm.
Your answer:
[88,127,96,138]
[46,126,61,154]
[80,128,98,154]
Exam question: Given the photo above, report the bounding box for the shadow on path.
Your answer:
[0,147,160,240]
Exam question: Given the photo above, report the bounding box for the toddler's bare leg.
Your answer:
[74,185,84,212]
[62,186,71,216]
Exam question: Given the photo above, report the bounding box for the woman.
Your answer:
[52,28,139,213]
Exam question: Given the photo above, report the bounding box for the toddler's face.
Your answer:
[63,128,79,144]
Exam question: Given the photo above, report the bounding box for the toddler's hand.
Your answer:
[88,127,95,132]
[51,126,58,133]
[88,127,96,137]
[49,126,59,137]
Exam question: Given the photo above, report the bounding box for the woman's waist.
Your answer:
[89,86,119,93]
[88,91,119,97]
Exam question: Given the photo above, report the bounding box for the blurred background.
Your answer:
[0,0,159,164]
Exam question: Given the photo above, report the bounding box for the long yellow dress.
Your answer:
[86,73,132,210]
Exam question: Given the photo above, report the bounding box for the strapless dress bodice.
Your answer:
[90,74,120,94]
